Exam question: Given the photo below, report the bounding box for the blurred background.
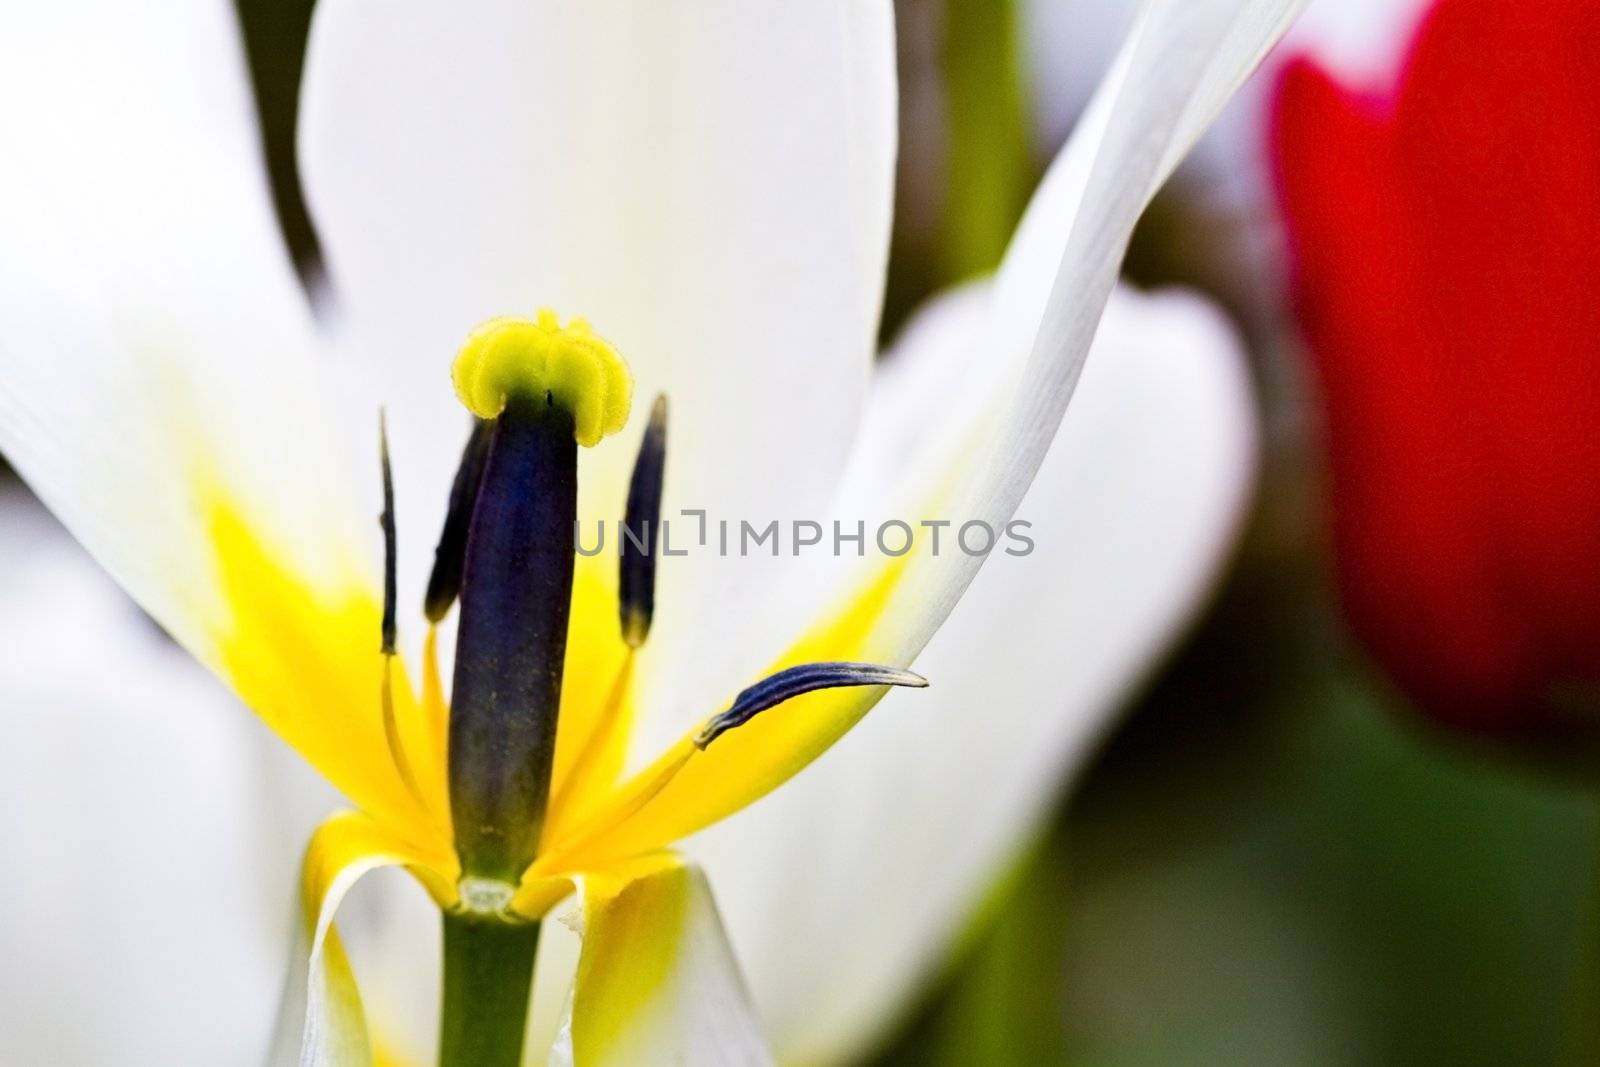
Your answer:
[9,0,1598,1063]
[875,3,1600,1064]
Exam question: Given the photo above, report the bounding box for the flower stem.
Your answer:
[1562,810,1600,1064]
[438,911,541,1067]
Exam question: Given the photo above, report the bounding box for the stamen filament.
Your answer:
[422,624,449,781]
[381,655,428,808]
[546,649,635,822]
[376,409,426,810]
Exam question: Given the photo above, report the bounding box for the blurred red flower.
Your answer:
[1272,0,1600,735]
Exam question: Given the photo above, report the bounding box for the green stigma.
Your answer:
[452,310,633,447]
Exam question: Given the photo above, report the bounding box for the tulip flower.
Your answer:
[0,0,1300,1062]
[1273,0,1600,735]
[0,284,1256,1065]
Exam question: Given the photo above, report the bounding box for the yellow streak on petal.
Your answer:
[531,739,698,876]
[542,551,913,864]
[373,1042,418,1067]
[530,854,768,1063]
[510,874,575,920]
[563,854,712,1066]
[301,812,458,920]
[517,853,689,1060]
[513,855,700,1056]
[206,493,451,853]
[578,855,688,1031]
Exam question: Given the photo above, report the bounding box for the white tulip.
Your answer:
[0,1,1300,1062]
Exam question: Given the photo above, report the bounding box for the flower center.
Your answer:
[371,310,926,901]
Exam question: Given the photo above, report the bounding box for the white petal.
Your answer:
[287,862,765,1066]
[299,0,898,681]
[341,871,742,1067]
[268,813,452,1067]
[323,869,441,1065]
[606,0,1302,835]
[0,489,330,1064]
[0,3,370,671]
[326,869,581,1064]
[1021,0,1413,146]
[847,0,1301,670]
[1023,0,1420,276]
[552,858,771,1067]
[689,282,1257,1063]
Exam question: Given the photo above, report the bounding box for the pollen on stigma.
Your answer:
[451,309,634,447]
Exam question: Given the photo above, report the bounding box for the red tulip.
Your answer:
[1272,0,1600,735]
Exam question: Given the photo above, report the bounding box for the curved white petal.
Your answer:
[300,862,768,1067]
[1024,0,1430,158]
[1023,0,1428,272]
[268,813,454,1067]
[825,0,1301,673]
[0,489,328,1064]
[342,861,769,1067]
[322,867,580,1065]
[299,0,898,692]
[596,0,1302,842]
[922,0,1297,644]
[688,282,1257,1064]
[553,857,771,1067]
[0,3,370,687]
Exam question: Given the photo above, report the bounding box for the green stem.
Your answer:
[939,0,1031,281]
[1562,808,1600,1064]
[438,912,541,1067]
